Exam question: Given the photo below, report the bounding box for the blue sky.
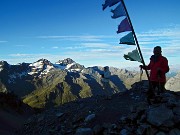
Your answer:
[1,0,180,69]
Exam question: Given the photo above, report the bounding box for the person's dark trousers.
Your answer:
[147,81,165,104]
[151,81,165,94]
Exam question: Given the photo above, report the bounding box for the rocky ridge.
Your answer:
[0,92,35,135]
[17,81,180,135]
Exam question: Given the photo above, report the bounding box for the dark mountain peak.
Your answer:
[69,63,85,70]
[0,60,8,65]
[55,58,85,71]
[56,58,75,66]
[0,60,9,68]
[37,58,48,62]
[36,58,53,66]
[17,62,30,66]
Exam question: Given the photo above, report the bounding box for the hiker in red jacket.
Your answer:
[140,46,169,97]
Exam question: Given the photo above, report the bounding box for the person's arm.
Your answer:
[146,61,152,70]
[140,56,152,70]
[140,62,151,70]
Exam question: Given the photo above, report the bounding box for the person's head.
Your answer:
[153,46,162,56]
[104,66,109,71]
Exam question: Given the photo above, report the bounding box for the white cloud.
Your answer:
[80,42,111,48]
[4,26,180,68]
[0,41,8,43]
[6,53,65,64]
[15,45,27,47]
[9,53,32,57]
[52,46,59,49]
[137,26,180,59]
[63,46,84,50]
[37,35,115,42]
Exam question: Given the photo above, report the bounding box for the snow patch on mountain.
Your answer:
[54,62,79,71]
[27,58,83,78]
[0,61,9,72]
[0,66,2,72]
[66,62,75,69]
[55,58,84,72]
[28,59,55,77]
[65,62,82,72]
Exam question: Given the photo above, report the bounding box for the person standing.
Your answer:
[140,46,169,99]
[101,66,111,99]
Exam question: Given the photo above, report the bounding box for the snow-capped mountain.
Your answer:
[0,58,84,81]
[0,58,126,108]
[27,58,84,78]
[0,58,85,97]
[0,61,30,84]
[28,59,55,78]
[0,60,9,70]
[55,58,84,72]
[1,58,83,80]
[1,58,179,109]
[165,71,180,91]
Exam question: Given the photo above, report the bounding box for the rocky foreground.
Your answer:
[16,82,180,135]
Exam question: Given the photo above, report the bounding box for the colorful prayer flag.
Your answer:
[111,2,126,19]
[119,32,135,45]
[117,17,131,33]
[102,0,121,10]
[124,49,142,63]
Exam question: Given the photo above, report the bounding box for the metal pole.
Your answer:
[121,0,150,81]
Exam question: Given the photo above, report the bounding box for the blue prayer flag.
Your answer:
[111,2,126,19]
[102,0,121,10]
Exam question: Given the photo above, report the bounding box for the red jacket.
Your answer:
[145,55,169,82]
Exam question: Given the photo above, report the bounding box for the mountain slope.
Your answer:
[165,72,180,91]
[0,58,147,108]
[0,92,34,135]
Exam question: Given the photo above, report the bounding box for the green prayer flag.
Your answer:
[124,49,142,63]
[120,32,135,45]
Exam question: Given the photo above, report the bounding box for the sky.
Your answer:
[0,0,180,69]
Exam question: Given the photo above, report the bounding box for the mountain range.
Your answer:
[0,58,148,108]
[0,58,179,108]
[0,58,180,135]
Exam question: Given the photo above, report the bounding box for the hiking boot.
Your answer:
[104,96,112,100]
